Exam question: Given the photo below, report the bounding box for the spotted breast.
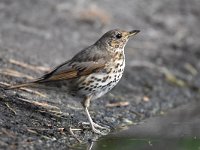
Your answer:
[76,50,125,100]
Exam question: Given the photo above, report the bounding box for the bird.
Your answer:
[6,29,140,135]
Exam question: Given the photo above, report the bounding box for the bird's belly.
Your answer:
[93,72,123,99]
[78,59,125,99]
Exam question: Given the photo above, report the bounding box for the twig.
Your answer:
[106,101,130,107]
[0,81,10,87]
[26,129,56,140]
[9,59,50,73]
[68,127,82,143]
[161,67,186,87]
[0,81,47,98]
[5,102,17,115]
[184,63,198,76]
[27,129,38,134]
[87,140,94,150]
[20,87,47,98]
[32,101,60,110]
[1,128,16,138]
[0,68,34,80]
[17,97,60,110]
[66,104,82,110]
[27,127,82,142]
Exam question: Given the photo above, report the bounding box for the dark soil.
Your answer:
[0,0,200,149]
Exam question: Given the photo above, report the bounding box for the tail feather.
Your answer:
[3,82,40,90]
[4,74,61,90]
[4,75,48,90]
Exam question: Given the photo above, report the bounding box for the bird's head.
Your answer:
[97,29,140,52]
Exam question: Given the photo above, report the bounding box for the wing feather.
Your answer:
[35,59,106,83]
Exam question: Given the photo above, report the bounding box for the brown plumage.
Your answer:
[7,29,140,135]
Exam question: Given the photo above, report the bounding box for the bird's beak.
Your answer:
[128,30,140,37]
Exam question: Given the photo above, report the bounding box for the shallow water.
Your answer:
[76,101,200,150]
[93,137,200,150]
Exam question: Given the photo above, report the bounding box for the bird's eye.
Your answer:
[116,33,122,39]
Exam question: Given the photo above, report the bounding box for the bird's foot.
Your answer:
[80,122,110,135]
[91,125,108,135]
[81,121,108,129]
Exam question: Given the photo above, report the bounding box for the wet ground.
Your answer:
[92,101,200,150]
[0,0,200,149]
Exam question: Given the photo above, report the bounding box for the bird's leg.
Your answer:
[82,96,110,135]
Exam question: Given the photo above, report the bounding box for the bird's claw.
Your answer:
[79,121,110,135]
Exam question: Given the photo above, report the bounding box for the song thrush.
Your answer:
[7,29,140,134]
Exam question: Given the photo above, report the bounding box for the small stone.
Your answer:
[143,96,150,102]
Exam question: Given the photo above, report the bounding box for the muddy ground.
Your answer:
[0,0,200,149]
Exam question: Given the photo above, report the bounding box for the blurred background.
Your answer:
[0,0,200,149]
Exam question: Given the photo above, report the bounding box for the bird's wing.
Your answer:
[35,59,106,83]
[6,45,109,89]
[6,59,106,89]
